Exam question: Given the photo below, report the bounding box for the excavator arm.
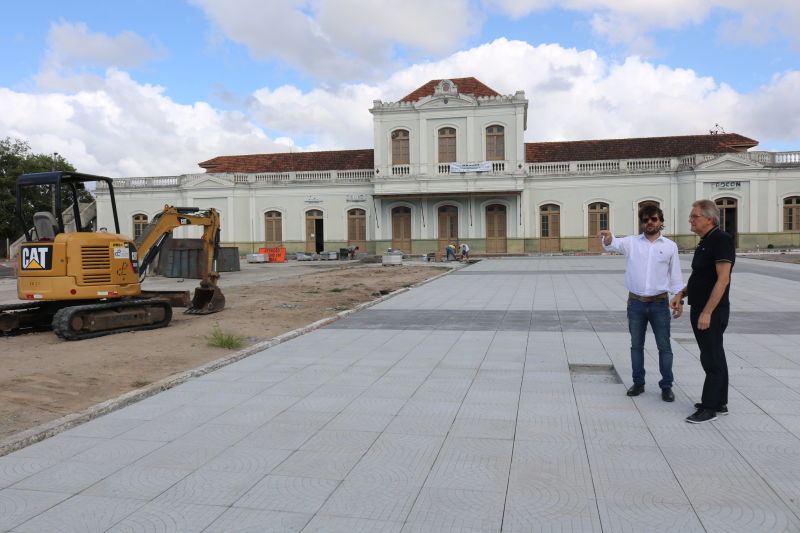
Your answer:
[135,205,225,314]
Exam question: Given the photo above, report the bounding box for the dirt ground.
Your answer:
[0,264,447,441]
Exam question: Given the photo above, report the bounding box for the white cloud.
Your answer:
[0,69,285,177]
[188,0,480,80]
[486,0,800,56]
[36,22,164,91]
[248,38,800,149]
[3,40,797,182]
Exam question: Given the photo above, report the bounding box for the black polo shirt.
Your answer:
[687,226,735,308]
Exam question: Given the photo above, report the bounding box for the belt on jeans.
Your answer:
[628,292,667,303]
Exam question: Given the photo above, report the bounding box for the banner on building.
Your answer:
[450,161,492,173]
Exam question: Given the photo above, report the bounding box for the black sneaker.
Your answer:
[686,408,717,424]
[694,403,728,415]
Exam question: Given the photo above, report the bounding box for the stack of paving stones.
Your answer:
[2,255,799,532]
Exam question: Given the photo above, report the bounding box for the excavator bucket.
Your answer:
[185,285,225,315]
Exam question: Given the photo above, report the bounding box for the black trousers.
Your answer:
[690,304,730,409]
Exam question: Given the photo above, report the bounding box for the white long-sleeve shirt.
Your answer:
[602,233,684,296]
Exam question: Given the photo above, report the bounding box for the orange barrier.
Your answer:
[258,247,286,262]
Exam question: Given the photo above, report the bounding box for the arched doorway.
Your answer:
[438,205,459,253]
[715,197,738,247]
[540,204,561,252]
[347,208,366,252]
[485,204,507,253]
[264,211,283,248]
[588,202,609,252]
[132,213,148,241]
[305,210,324,253]
[784,196,800,231]
[391,206,412,252]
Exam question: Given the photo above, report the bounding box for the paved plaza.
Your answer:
[2,255,800,532]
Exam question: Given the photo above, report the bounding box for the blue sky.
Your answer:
[1,0,799,176]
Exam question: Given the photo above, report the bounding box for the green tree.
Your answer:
[0,137,76,257]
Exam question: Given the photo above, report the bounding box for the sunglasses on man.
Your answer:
[641,216,661,223]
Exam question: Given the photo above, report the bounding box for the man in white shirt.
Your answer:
[599,205,684,402]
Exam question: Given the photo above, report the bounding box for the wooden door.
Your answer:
[264,211,283,248]
[716,197,738,247]
[540,204,561,252]
[391,206,412,252]
[347,208,366,251]
[305,210,323,252]
[587,202,608,252]
[438,205,459,253]
[486,204,507,253]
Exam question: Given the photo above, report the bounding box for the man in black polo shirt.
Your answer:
[670,199,735,424]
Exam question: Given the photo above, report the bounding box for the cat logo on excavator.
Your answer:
[20,245,53,270]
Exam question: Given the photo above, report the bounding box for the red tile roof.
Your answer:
[198,134,758,173]
[199,149,374,173]
[399,77,501,102]
[525,134,757,163]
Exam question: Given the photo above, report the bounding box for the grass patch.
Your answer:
[207,327,245,349]
[333,305,351,311]
[304,290,320,294]
[130,380,151,388]
[330,287,347,293]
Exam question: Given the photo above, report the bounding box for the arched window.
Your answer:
[486,125,505,161]
[784,197,800,231]
[264,210,282,248]
[132,214,148,240]
[391,129,409,165]
[438,127,456,163]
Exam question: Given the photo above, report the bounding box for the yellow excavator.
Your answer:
[0,171,225,340]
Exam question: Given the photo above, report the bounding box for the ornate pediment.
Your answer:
[696,154,763,171]
[189,175,234,188]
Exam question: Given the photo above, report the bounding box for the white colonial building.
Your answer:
[97,77,800,255]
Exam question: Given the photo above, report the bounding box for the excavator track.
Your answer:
[0,300,90,336]
[52,298,173,341]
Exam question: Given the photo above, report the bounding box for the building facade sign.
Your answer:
[346,194,367,202]
[713,181,742,190]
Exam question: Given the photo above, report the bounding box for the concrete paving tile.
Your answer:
[324,412,394,432]
[0,457,58,489]
[154,469,265,506]
[299,430,380,454]
[200,445,292,474]
[203,508,310,533]
[8,436,107,461]
[398,400,462,418]
[12,494,144,533]
[117,419,197,442]
[71,438,165,466]
[692,503,800,533]
[134,442,225,470]
[236,424,317,450]
[406,487,505,532]
[271,450,364,480]
[345,453,434,488]
[0,489,70,531]
[424,457,510,492]
[449,418,516,440]
[501,510,602,533]
[61,417,146,439]
[207,405,284,427]
[104,501,226,533]
[318,480,419,522]
[595,500,704,533]
[82,465,191,500]
[302,514,403,533]
[384,415,454,436]
[11,460,123,494]
[233,475,340,514]
[177,423,256,447]
[103,402,179,421]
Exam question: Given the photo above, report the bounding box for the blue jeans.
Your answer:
[627,298,674,389]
